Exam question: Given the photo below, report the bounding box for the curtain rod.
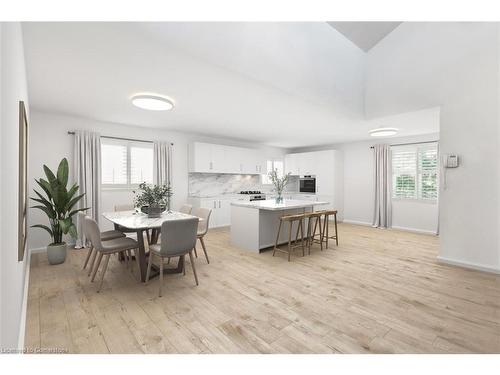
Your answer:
[370,140,438,149]
[67,131,173,146]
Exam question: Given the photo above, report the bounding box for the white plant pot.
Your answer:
[47,242,67,265]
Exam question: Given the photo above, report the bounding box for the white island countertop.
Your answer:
[230,199,328,211]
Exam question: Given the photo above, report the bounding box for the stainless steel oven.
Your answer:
[299,176,316,193]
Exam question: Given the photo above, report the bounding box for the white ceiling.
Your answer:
[328,22,402,52]
[22,22,437,148]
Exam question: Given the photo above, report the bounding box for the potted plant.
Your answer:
[133,183,173,218]
[31,158,88,265]
[269,169,291,203]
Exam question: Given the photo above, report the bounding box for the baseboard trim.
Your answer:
[341,219,372,226]
[29,246,46,254]
[391,226,437,235]
[437,256,500,275]
[17,248,32,351]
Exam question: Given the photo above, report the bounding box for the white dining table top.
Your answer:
[102,210,201,230]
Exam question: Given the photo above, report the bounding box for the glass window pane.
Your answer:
[130,145,153,184]
[101,143,127,184]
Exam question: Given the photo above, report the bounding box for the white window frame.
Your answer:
[261,159,284,185]
[101,139,154,190]
[391,143,438,203]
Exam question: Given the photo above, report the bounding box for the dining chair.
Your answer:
[146,217,200,297]
[79,212,126,272]
[84,216,140,292]
[192,207,212,264]
[179,204,193,214]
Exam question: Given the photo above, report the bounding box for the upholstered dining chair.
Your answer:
[84,216,140,292]
[192,207,212,264]
[179,204,193,214]
[146,217,199,297]
[79,212,126,272]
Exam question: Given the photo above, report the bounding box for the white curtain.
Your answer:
[74,130,101,248]
[154,141,172,207]
[372,144,392,228]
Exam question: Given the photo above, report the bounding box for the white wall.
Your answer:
[0,22,31,350]
[366,22,500,272]
[27,110,288,250]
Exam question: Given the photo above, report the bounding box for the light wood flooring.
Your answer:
[25,223,500,353]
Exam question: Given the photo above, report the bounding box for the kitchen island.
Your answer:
[230,199,328,252]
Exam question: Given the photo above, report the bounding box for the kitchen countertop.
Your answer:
[188,192,310,199]
[230,199,328,211]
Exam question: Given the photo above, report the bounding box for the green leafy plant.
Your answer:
[30,158,88,245]
[268,169,291,198]
[133,183,173,208]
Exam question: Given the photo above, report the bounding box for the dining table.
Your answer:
[102,210,202,282]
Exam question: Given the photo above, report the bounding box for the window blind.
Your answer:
[101,139,154,187]
[392,143,438,201]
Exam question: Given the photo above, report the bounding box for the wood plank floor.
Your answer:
[25,223,500,353]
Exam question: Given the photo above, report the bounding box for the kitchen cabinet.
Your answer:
[189,142,266,175]
[189,197,232,228]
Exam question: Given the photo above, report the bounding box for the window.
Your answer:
[261,159,284,184]
[101,139,153,188]
[392,143,438,201]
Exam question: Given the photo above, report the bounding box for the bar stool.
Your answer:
[273,213,306,261]
[319,210,338,248]
[304,211,324,254]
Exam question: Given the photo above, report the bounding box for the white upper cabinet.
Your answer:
[190,142,213,173]
[189,142,267,175]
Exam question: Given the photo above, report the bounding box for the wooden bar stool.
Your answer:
[304,211,324,254]
[319,210,338,248]
[273,213,306,261]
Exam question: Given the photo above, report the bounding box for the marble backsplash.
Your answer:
[188,173,299,197]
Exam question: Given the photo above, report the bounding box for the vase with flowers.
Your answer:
[268,169,291,203]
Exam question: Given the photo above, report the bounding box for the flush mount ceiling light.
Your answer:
[131,94,174,111]
[369,127,398,137]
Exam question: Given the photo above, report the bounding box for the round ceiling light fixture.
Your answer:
[131,94,174,111]
[369,127,398,137]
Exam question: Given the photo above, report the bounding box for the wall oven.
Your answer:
[299,176,316,193]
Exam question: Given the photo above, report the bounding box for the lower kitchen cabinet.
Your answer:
[188,197,232,228]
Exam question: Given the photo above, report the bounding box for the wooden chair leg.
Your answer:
[193,244,198,258]
[200,237,209,264]
[300,220,305,256]
[323,215,329,249]
[287,221,292,262]
[83,246,94,270]
[91,253,103,282]
[273,220,283,257]
[159,256,163,298]
[318,217,323,251]
[87,248,98,276]
[334,213,338,245]
[182,255,186,275]
[97,254,111,293]
[145,251,153,284]
[188,250,199,286]
[306,217,312,255]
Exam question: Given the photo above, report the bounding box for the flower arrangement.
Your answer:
[268,169,291,203]
[133,183,173,217]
